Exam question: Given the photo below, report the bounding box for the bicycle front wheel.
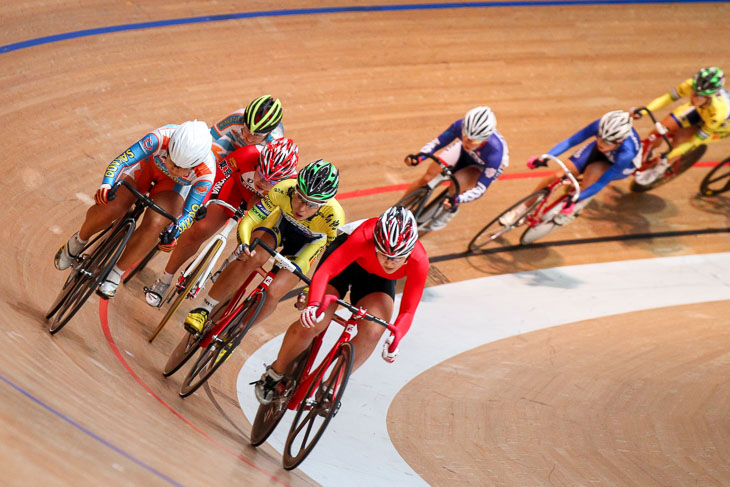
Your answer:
[149,240,223,343]
[282,342,354,470]
[468,189,549,252]
[179,292,265,397]
[48,221,134,334]
[162,298,229,377]
[700,156,730,197]
[631,145,707,193]
[250,347,312,447]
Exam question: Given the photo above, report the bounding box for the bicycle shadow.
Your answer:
[465,244,564,276]
[688,192,730,218]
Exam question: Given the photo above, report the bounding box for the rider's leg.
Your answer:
[428,165,480,230]
[98,190,183,298]
[349,291,393,372]
[55,177,137,271]
[184,228,273,332]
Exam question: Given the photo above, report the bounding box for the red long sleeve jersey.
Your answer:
[308,218,429,337]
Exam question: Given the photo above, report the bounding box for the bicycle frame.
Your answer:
[401,152,461,224]
[172,199,245,302]
[525,154,581,228]
[286,293,389,413]
[634,106,674,167]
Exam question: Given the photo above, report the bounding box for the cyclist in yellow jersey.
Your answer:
[184,160,344,334]
[635,67,729,184]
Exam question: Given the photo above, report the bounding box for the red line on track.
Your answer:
[98,299,293,487]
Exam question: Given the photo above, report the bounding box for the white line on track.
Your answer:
[238,252,730,486]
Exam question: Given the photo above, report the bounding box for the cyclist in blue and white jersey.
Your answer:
[403,106,509,231]
[500,110,640,226]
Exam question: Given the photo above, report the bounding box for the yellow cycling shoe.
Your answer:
[184,308,209,334]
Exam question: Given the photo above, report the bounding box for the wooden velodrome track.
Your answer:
[2,1,729,485]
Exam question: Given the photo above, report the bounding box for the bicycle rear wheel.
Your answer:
[699,156,730,196]
[149,240,222,343]
[282,342,354,470]
[47,221,134,334]
[416,188,450,229]
[630,145,707,193]
[250,347,312,447]
[179,292,265,397]
[123,246,158,284]
[468,189,549,252]
[162,299,229,377]
[394,186,431,221]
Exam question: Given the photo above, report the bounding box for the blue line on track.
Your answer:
[1,0,724,54]
[0,372,184,487]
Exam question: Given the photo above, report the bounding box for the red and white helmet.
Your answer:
[374,206,418,258]
[258,138,299,182]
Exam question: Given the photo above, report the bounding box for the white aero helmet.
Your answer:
[598,110,632,144]
[463,106,497,141]
[168,120,213,169]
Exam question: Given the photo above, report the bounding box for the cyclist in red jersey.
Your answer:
[144,138,299,306]
[255,206,429,404]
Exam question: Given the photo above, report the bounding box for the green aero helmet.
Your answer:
[244,95,283,134]
[692,67,725,96]
[296,160,339,202]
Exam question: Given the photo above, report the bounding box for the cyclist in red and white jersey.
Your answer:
[255,206,429,404]
[144,138,300,306]
[53,120,216,299]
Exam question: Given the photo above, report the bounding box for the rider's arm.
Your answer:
[390,243,429,345]
[236,194,277,245]
[547,121,598,157]
[101,132,159,186]
[454,137,507,204]
[173,161,215,238]
[293,202,346,276]
[646,78,693,112]
[418,120,462,158]
[211,134,237,163]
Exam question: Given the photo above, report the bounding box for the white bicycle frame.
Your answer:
[540,153,581,203]
[173,199,242,301]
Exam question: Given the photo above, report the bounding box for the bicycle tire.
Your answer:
[48,221,134,334]
[179,292,265,397]
[519,194,571,245]
[250,347,312,447]
[282,342,354,470]
[468,188,550,252]
[416,188,450,229]
[699,156,730,197]
[394,186,431,221]
[149,240,223,343]
[630,145,707,193]
[162,298,229,377]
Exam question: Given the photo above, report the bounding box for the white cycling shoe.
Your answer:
[499,203,528,227]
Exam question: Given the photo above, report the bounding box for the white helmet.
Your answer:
[168,120,212,169]
[598,110,632,144]
[463,106,497,141]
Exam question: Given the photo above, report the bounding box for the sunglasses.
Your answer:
[376,250,407,262]
[294,188,324,209]
[243,125,268,138]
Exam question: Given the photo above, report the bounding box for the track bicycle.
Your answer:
[468,154,581,252]
[169,239,290,397]
[146,198,246,343]
[396,152,461,231]
[699,155,730,196]
[630,106,706,192]
[250,293,390,470]
[46,180,176,334]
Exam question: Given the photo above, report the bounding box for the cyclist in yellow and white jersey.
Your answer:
[635,66,729,184]
[183,160,345,334]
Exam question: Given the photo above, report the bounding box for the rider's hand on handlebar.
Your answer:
[234,243,254,260]
[157,225,179,252]
[300,303,325,328]
[94,183,113,206]
[382,334,400,363]
[404,154,421,167]
[158,237,178,252]
[630,107,643,119]
[527,156,548,170]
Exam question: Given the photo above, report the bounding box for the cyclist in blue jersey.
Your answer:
[500,110,640,226]
[403,106,509,231]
